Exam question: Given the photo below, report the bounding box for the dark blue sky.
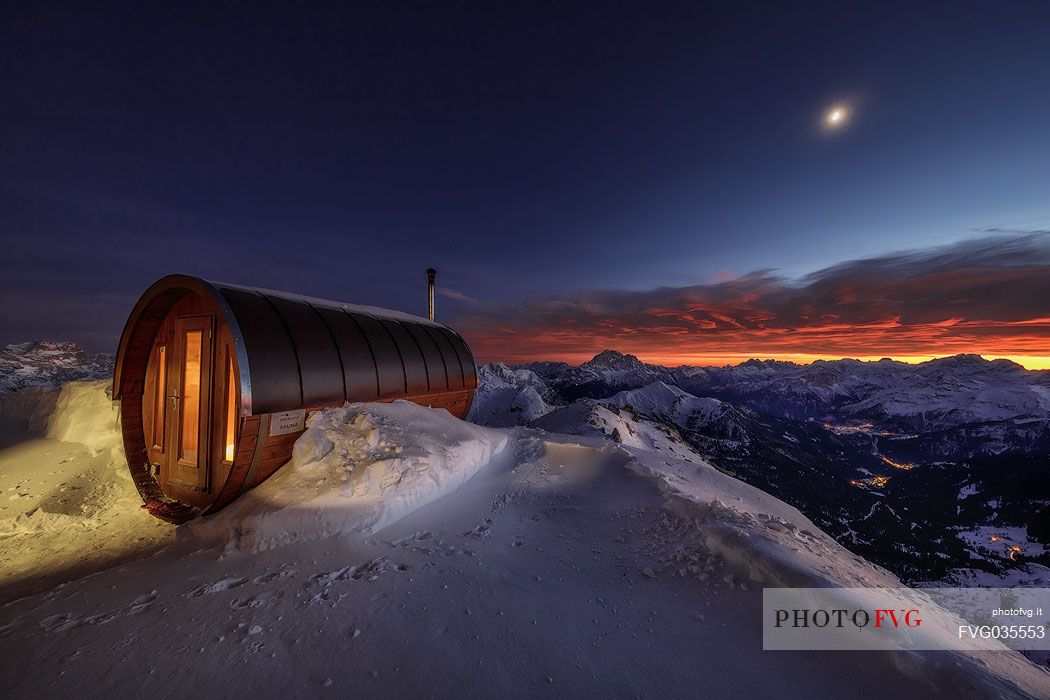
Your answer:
[3,2,1050,353]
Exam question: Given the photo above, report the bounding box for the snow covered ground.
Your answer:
[0,384,1048,697]
[0,381,173,603]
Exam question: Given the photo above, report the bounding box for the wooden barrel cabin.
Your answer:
[113,274,478,524]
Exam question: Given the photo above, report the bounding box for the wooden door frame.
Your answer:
[165,314,214,492]
[144,341,169,470]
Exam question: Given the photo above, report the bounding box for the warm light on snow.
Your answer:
[0,381,173,601]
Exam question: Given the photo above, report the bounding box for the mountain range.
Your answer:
[469,350,1050,585]
[0,341,114,396]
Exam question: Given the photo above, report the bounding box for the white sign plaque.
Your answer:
[269,409,306,436]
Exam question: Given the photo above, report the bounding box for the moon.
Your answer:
[824,105,849,129]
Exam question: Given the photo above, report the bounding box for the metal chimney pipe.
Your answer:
[426,267,436,320]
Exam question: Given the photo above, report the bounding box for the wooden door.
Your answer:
[144,341,169,469]
[165,315,214,491]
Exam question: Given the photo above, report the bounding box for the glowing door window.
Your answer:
[179,330,203,461]
[152,345,166,449]
[224,353,236,462]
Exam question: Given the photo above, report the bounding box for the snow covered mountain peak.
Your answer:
[508,348,1049,432]
[604,380,721,416]
[925,353,1001,366]
[595,381,734,438]
[477,362,545,387]
[567,349,667,391]
[740,358,799,369]
[467,363,560,427]
[611,379,689,401]
[581,349,646,370]
[0,340,114,395]
[917,353,1028,378]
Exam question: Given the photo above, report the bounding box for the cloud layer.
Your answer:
[456,233,1050,365]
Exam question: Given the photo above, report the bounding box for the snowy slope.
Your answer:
[1,395,1049,697]
[533,400,702,463]
[0,381,173,603]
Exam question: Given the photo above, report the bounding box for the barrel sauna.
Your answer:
[113,274,478,524]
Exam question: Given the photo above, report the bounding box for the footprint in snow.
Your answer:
[187,577,249,597]
[461,519,493,538]
[389,530,433,546]
[252,568,296,585]
[310,556,395,585]
[128,591,158,614]
[230,591,283,609]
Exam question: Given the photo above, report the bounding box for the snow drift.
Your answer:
[0,379,121,456]
[44,380,123,456]
[189,401,509,553]
[0,380,133,535]
[0,380,171,602]
[0,386,59,433]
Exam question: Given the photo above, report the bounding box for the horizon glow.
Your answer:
[471,350,1050,371]
[458,234,1050,372]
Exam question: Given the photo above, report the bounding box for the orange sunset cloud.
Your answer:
[455,233,1050,369]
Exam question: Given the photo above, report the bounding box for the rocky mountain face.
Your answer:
[522,350,1050,459]
[0,341,114,396]
[687,354,1050,431]
[467,363,562,428]
[471,350,1050,586]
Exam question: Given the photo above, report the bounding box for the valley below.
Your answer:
[473,350,1050,589]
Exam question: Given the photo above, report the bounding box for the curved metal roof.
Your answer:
[114,275,478,416]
